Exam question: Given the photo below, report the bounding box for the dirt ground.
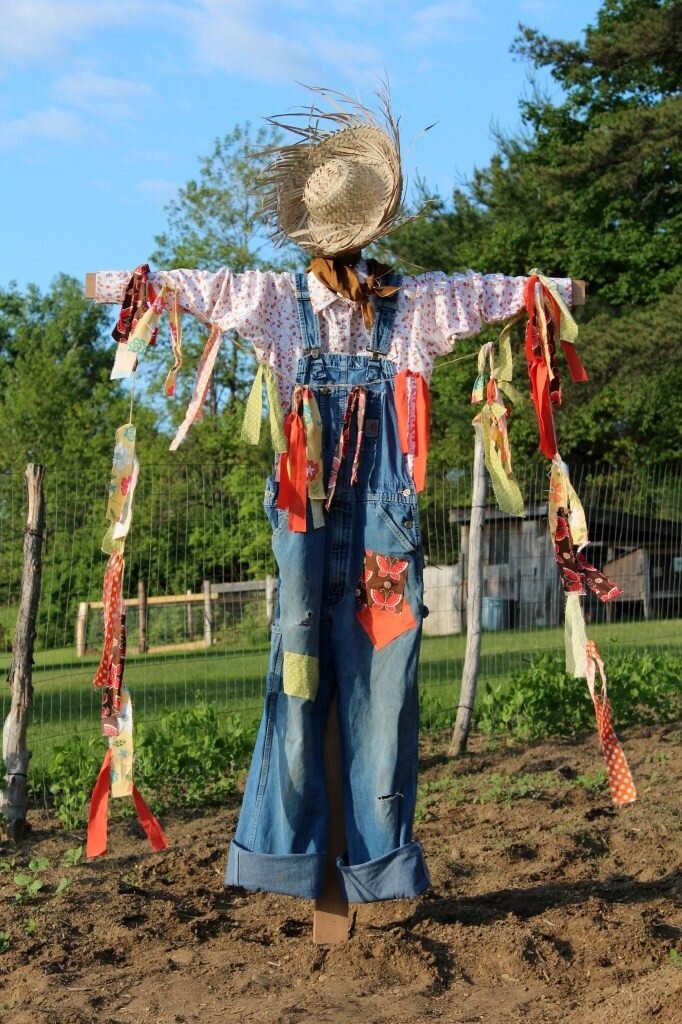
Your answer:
[1,723,680,1024]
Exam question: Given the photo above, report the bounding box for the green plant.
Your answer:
[29,735,103,829]
[0,933,10,953]
[474,652,682,742]
[25,919,37,936]
[32,703,256,827]
[61,846,83,867]
[419,692,454,732]
[136,704,254,813]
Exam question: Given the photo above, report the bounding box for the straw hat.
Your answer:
[257,87,409,258]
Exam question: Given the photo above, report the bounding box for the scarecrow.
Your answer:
[89,89,635,895]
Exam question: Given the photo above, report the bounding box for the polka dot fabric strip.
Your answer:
[585,642,637,806]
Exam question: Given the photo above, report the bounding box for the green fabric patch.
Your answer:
[283,651,319,701]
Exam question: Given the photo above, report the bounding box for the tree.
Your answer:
[151,122,298,416]
[389,0,682,481]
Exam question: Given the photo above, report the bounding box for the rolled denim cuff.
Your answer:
[226,840,326,899]
[335,841,430,903]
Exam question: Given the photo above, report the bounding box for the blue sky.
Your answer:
[1,0,603,294]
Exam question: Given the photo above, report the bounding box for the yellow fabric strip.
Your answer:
[480,406,524,517]
[530,269,579,344]
[241,363,288,453]
[283,651,319,701]
[565,592,588,678]
[110,687,134,798]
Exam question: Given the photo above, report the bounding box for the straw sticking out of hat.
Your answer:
[256,85,414,259]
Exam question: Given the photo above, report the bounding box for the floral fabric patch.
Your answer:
[356,549,416,649]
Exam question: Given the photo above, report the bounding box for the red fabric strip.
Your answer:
[394,370,430,492]
[132,787,169,852]
[279,411,308,532]
[86,748,112,859]
[560,338,588,383]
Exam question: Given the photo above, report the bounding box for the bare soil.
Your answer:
[1,723,680,1024]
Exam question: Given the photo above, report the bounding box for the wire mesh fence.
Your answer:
[1,461,681,771]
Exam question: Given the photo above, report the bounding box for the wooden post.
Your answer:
[186,588,194,641]
[1,465,46,840]
[76,601,89,657]
[203,580,213,648]
[449,425,487,757]
[313,692,351,944]
[265,574,277,627]
[137,579,148,654]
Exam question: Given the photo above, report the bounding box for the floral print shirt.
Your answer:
[95,263,572,406]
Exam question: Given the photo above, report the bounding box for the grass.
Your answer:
[1,617,680,773]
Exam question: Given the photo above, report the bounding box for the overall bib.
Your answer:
[226,274,430,903]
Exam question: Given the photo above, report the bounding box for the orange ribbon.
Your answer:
[278,411,308,532]
[87,747,169,858]
[394,370,430,492]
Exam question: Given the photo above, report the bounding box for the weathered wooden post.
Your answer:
[186,588,194,641]
[449,425,487,757]
[1,465,46,840]
[265,574,277,628]
[203,579,213,648]
[138,578,148,654]
[76,601,89,657]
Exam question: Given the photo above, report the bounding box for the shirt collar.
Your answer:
[306,258,368,314]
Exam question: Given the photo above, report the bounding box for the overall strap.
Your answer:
[295,272,321,356]
[368,272,402,357]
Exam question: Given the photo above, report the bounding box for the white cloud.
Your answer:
[406,2,479,46]
[53,71,155,119]
[181,1,382,84]
[1,0,141,62]
[0,106,84,148]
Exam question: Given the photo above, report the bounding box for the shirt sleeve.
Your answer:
[410,270,572,357]
[94,267,298,361]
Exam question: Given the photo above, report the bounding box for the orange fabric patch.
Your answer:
[356,599,417,650]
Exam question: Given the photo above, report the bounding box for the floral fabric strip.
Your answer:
[102,426,137,555]
[111,285,171,380]
[552,508,621,603]
[585,642,637,806]
[355,549,416,649]
[325,386,366,509]
[112,264,156,345]
[169,324,223,450]
[93,551,124,695]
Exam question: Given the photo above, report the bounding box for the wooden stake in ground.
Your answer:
[313,691,352,944]
[1,465,46,840]
[449,425,487,757]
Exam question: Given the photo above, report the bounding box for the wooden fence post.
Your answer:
[76,601,89,657]
[265,574,277,627]
[1,465,46,840]
[138,578,148,654]
[186,589,194,641]
[203,580,213,648]
[449,425,488,757]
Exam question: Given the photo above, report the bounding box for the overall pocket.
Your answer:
[375,500,421,553]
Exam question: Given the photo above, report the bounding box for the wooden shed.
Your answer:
[424,503,682,635]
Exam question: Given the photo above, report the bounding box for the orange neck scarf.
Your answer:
[307,255,400,329]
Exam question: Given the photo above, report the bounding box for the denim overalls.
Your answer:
[226,273,430,903]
